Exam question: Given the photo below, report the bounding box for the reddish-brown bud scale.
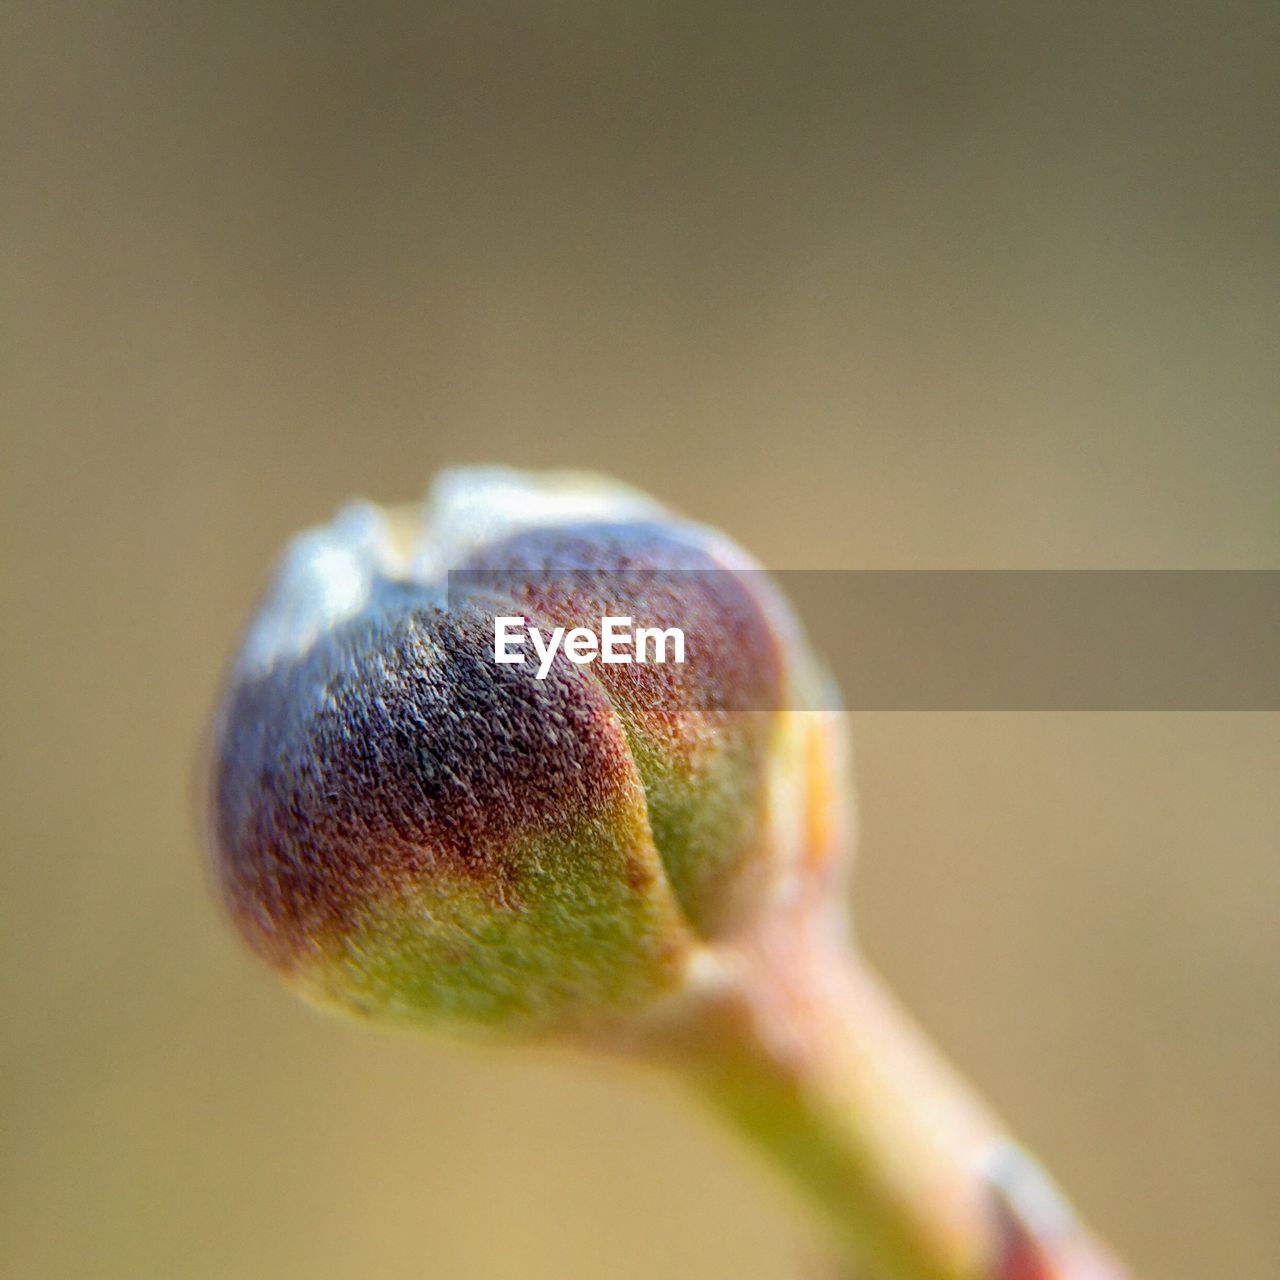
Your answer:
[457,520,797,934]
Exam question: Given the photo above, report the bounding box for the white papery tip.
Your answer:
[236,502,397,679]
[412,467,668,579]
[235,469,671,679]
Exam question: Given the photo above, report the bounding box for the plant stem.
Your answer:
[644,905,1132,1280]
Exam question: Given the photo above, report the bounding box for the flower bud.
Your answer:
[209,470,845,1038]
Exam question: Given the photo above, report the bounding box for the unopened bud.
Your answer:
[209,469,844,1038]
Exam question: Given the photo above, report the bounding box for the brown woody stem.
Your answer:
[641,905,1132,1280]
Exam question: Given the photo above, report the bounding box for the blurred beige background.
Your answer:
[3,4,1277,1278]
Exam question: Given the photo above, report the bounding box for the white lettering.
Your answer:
[494,617,526,663]
[635,626,685,665]
[564,627,599,663]
[528,625,565,679]
[493,616,683,679]
[600,616,632,663]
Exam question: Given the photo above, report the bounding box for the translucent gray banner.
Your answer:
[447,570,1279,710]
